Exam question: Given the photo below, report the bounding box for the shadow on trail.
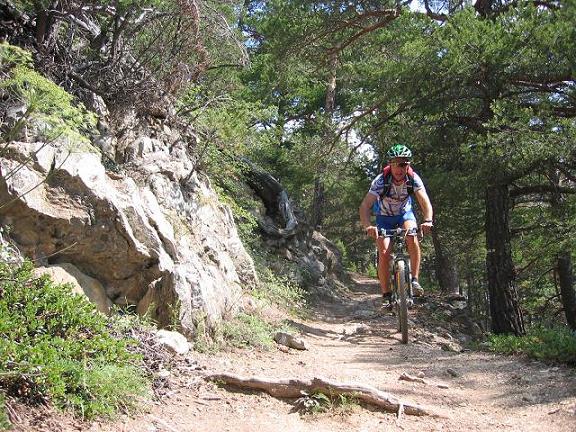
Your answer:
[284,320,340,338]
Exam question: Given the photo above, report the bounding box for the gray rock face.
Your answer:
[0,131,256,336]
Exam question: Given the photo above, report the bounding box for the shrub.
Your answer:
[193,310,294,353]
[221,313,276,350]
[0,392,9,430]
[253,268,306,313]
[0,259,149,419]
[295,391,359,415]
[488,326,576,365]
[0,42,96,144]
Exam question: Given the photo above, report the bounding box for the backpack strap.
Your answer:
[380,165,415,198]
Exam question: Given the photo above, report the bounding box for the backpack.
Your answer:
[380,164,416,199]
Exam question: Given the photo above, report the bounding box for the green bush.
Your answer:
[0,42,96,144]
[295,391,359,415]
[253,268,306,313]
[0,392,9,430]
[193,310,295,353]
[488,326,576,365]
[221,313,276,350]
[0,260,149,419]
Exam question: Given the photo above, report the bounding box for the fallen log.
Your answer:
[205,373,436,417]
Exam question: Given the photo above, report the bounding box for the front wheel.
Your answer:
[394,260,409,344]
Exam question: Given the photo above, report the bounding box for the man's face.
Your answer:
[390,158,410,180]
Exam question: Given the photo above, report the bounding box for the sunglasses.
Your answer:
[391,162,410,168]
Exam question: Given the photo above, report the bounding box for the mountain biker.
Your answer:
[359,144,433,307]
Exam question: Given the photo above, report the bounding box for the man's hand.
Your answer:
[365,226,379,240]
[420,221,433,235]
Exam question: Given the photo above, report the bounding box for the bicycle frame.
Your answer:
[379,227,416,287]
[379,227,417,343]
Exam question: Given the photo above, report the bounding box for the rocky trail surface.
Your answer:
[15,275,576,432]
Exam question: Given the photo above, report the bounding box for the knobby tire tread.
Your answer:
[395,260,409,344]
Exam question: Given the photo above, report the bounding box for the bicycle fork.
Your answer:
[393,257,413,305]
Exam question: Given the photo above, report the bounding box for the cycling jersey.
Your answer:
[368,172,425,216]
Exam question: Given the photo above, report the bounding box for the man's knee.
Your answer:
[378,252,391,263]
[405,235,419,247]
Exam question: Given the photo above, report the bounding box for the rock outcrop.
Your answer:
[0,114,257,336]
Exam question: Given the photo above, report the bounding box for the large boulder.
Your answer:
[0,135,257,336]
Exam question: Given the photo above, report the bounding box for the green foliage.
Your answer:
[295,391,359,415]
[253,268,306,313]
[221,313,276,350]
[0,42,32,68]
[489,326,576,365]
[193,311,293,353]
[0,259,149,419]
[0,43,96,144]
[70,364,147,419]
[12,1,248,104]
[211,166,261,246]
[0,392,9,430]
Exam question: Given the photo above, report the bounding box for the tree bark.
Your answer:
[485,184,525,335]
[241,158,297,238]
[205,373,437,417]
[310,176,325,229]
[311,49,338,229]
[431,228,461,297]
[557,251,576,330]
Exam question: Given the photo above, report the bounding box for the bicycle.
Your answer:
[378,227,419,344]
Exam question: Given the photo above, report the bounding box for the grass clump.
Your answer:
[221,313,279,350]
[0,260,149,421]
[0,392,9,430]
[193,311,294,353]
[295,391,359,416]
[253,268,306,314]
[488,326,576,365]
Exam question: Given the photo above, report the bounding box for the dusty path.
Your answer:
[82,276,575,431]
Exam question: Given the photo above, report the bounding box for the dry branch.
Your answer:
[205,373,436,417]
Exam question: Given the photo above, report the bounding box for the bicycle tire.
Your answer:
[394,260,409,344]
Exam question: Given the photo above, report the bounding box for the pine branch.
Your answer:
[510,184,576,198]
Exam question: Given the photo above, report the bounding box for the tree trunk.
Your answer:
[485,184,525,335]
[311,49,338,229]
[310,176,325,229]
[557,251,576,331]
[431,228,460,297]
[241,158,298,238]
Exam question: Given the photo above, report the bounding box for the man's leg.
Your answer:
[377,236,392,294]
[403,219,424,296]
[376,215,401,306]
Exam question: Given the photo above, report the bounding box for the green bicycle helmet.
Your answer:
[386,144,412,160]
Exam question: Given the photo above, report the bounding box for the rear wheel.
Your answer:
[394,260,409,344]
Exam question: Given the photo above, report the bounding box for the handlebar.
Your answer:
[378,227,419,238]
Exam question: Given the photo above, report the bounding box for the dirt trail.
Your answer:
[81,276,575,431]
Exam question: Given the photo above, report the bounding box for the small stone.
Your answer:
[155,329,191,354]
[274,332,308,350]
[522,396,534,402]
[157,369,170,379]
[447,368,459,377]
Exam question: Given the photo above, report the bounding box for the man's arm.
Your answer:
[414,188,433,234]
[359,193,378,239]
